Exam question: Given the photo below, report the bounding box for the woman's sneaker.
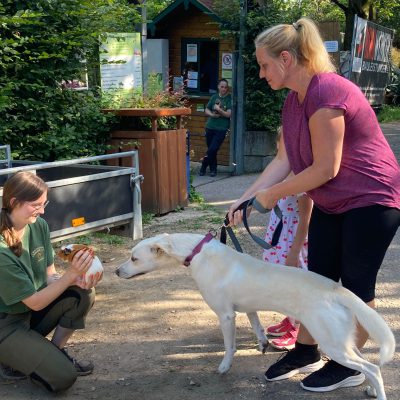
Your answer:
[300,360,365,392]
[61,348,94,376]
[265,344,324,381]
[266,317,294,337]
[270,326,299,350]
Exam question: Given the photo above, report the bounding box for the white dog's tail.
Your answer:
[338,287,395,366]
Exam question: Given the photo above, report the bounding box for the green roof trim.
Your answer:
[149,0,221,34]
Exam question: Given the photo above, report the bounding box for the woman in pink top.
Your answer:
[228,17,400,395]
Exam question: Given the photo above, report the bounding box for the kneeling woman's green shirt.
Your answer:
[0,218,54,314]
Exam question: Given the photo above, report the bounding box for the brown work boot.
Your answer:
[0,363,27,380]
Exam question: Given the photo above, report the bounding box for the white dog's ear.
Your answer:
[150,235,171,256]
[150,245,166,256]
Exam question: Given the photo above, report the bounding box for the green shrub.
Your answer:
[0,0,138,161]
[243,9,288,132]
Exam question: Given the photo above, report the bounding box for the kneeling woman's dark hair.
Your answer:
[0,171,48,256]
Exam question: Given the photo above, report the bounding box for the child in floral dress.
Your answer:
[263,192,312,350]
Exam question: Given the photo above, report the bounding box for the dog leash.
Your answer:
[220,197,283,253]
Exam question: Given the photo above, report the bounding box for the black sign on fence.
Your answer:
[349,16,394,106]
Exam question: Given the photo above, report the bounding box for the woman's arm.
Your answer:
[205,107,219,118]
[228,133,291,224]
[214,104,231,118]
[47,264,61,284]
[255,108,345,209]
[285,195,313,267]
[22,250,93,311]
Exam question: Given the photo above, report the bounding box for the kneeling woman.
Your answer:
[0,171,102,392]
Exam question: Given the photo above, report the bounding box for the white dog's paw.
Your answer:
[365,385,377,398]
[217,360,232,374]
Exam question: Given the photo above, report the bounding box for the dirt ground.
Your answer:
[1,204,399,400]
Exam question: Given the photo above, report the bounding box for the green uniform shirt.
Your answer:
[206,93,232,131]
[0,217,54,314]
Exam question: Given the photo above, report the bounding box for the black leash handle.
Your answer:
[220,197,283,252]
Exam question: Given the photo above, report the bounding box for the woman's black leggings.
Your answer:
[308,205,400,302]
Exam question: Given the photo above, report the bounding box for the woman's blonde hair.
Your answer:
[0,171,48,256]
[255,17,336,74]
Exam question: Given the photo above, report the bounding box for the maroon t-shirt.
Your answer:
[282,73,400,214]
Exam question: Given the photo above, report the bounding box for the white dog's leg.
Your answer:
[246,312,269,353]
[325,348,385,400]
[217,312,237,374]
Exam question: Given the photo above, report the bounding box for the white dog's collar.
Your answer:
[183,232,214,266]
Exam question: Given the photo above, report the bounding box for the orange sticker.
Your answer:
[72,217,86,227]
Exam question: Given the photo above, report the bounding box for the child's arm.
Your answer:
[285,194,313,267]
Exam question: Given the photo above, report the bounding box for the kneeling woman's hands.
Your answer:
[68,249,102,289]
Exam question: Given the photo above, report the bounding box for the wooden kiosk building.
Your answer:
[148,0,236,169]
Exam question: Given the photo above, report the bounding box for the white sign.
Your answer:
[100,33,142,93]
[324,41,339,53]
[222,53,233,70]
[187,44,198,62]
[187,79,198,89]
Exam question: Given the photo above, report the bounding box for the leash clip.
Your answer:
[209,228,218,238]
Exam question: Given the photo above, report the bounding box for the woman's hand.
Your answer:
[75,271,103,290]
[64,249,93,284]
[228,199,244,226]
[285,248,301,268]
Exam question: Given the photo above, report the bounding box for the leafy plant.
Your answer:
[103,73,189,131]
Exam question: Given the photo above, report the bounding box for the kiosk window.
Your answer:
[182,39,218,94]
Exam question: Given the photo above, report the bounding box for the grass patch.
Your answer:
[207,215,224,225]
[58,231,126,248]
[71,235,92,245]
[142,212,155,225]
[377,105,400,123]
[93,232,125,245]
[192,202,216,212]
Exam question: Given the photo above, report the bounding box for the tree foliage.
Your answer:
[0,0,140,161]
[243,5,288,132]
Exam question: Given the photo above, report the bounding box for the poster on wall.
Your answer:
[100,32,142,106]
[186,44,198,62]
[349,16,394,105]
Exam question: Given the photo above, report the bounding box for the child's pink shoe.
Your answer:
[266,317,294,337]
[270,326,299,350]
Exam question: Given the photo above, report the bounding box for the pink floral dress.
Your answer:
[262,195,308,270]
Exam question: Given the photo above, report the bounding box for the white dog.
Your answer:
[116,233,395,400]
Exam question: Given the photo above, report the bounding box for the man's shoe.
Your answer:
[265,345,323,381]
[0,364,27,380]
[270,326,298,350]
[266,317,294,337]
[210,171,217,177]
[199,168,206,176]
[61,348,94,376]
[300,360,365,392]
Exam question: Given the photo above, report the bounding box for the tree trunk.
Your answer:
[342,0,377,51]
